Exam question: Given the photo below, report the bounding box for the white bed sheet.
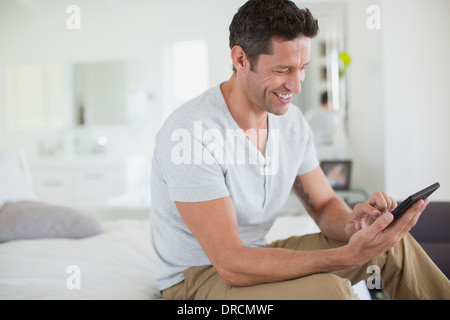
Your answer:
[0,219,159,300]
[0,215,370,300]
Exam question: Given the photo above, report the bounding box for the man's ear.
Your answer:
[231,45,250,72]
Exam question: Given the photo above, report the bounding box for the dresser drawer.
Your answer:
[33,171,75,206]
[76,169,125,204]
[30,159,126,208]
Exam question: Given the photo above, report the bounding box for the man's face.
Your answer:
[243,36,311,116]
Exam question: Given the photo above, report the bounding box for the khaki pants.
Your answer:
[162,233,450,300]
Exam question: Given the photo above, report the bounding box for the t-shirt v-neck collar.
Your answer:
[215,85,272,162]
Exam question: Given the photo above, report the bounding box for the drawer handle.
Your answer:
[42,181,64,187]
[84,174,105,180]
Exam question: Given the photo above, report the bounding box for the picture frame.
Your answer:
[320,160,352,190]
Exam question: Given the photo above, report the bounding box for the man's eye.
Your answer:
[275,69,290,74]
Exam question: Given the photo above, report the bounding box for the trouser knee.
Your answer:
[291,274,358,300]
[230,273,359,300]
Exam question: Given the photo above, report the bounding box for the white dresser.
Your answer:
[30,157,126,209]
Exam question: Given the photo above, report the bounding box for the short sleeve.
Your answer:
[297,117,320,176]
[154,132,230,203]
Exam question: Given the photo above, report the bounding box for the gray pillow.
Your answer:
[0,201,103,242]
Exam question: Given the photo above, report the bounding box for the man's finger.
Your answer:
[365,211,393,238]
[397,199,429,233]
[369,191,391,213]
[356,202,381,217]
[389,197,398,212]
[381,191,392,211]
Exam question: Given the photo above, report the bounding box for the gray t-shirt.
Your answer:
[150,84,319,290]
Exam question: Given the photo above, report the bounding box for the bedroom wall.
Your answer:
[341,0,385,195]
[0,0,247,210]
[0,0,245,143]
[381,0,450,201]
[0,0,448,206]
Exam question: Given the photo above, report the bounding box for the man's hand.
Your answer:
[345,191,398,238]
[344,198,429,267]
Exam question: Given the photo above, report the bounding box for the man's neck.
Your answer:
[220,75,268,132]
[220,75,268,155]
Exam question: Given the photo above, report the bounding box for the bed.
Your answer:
[0,215,371,300]
[0,150,371,300]
[0,218,158,300]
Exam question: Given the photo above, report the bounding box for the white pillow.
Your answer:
[0,151,38,207]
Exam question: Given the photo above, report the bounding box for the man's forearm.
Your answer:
[291,173,352,242]
[215,244,354,287]
[314,196,352,242]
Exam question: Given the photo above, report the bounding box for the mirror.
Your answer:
[5,60,148,128]
[4,59,152,156]
[292,2,348,159]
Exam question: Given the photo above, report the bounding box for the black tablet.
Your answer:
[391,182,440,221]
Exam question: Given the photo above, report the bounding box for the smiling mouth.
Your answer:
[274,92,293,100]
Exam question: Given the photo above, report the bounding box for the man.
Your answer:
[150,0,450,299]
[305,91,339,146]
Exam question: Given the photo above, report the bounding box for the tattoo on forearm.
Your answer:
[293,176,316,213]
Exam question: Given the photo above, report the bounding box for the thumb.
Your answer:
[366,212,393,237]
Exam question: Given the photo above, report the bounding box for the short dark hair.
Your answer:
[229,0,319,72]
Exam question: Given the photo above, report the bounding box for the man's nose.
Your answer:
[285,69,305,94]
